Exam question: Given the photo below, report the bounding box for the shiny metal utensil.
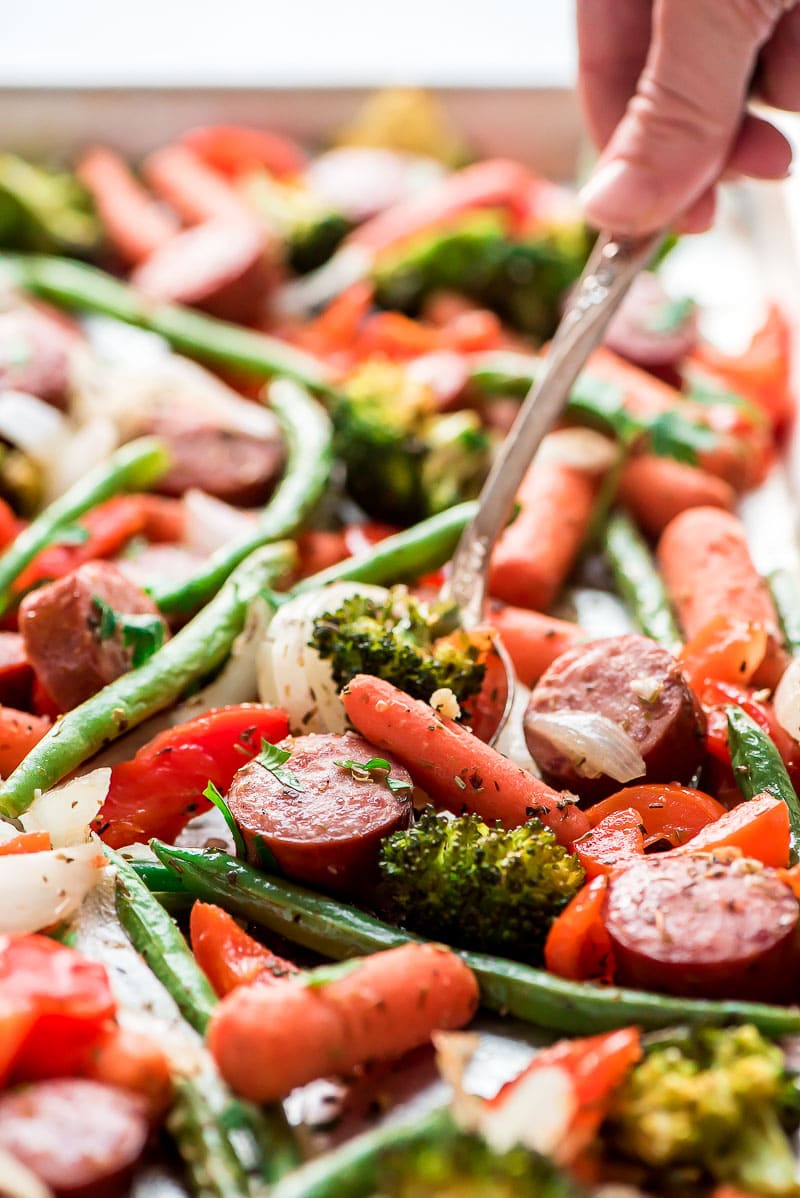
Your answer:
[443,229,664,740]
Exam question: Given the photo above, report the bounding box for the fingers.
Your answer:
[580,0,787,234]
[756,3,800,111]
[726,112,793,178]
[576,0,651,148]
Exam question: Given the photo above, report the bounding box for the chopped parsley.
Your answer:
[253,739,305,793]
[336,756,413,796]
[91,595,165,668]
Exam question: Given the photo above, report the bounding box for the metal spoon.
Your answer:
[442,230,664,741]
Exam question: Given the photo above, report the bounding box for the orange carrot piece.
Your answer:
[658,506,789,689]
[618,453,735,539]
[189,901,298,997]
[670,792,791,869]
[573,809,645,879]
[77,147,178,265]
[142,144,254,225]
[77,1023,173,1121]
[208,943,479,1102]
[0,708,51,777]
[0,832,51,857]
[544,876,614,983]
[486,601,584,686]
[690,305,794,429]
[488,455,601,612]
[341,673,590,846]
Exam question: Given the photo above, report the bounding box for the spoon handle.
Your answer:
[443,229,664,626]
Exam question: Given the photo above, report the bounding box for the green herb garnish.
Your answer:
[336,756,413,796]
[254,739,305,793]
[92,595,166,668]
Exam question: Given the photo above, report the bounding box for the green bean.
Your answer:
[769,567,800,656]
[291,501,477,595]
[153,380,333,617]
[605,511,682,652]
[727,704,800,864]
[146,845,800,1038]
[167,1077,254,1198]
[5,252,336,396]
[0,436,169,615]
[109,846,217,1031]
[110,847,301,1184]
[0,542,294,818]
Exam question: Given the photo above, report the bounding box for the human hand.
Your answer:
[578,0,800,234]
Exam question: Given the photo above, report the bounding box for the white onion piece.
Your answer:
[0,820,21,845]
[0,842,104,934]
[257,583,389,734]
[183,488,257,556]
[275,245,373,318]
[45,416,119,501]
[774,656,800,742]
[477,1065,577,1158]
[82,314,170,367]
[538,428,619,475]
[0,389,68,463]
[182,594,273,713]
[20,768,111,848]
[0,1149,53,1198]
[526,710,646,782]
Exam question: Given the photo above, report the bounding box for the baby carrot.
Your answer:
[76,147,178,264]
[485,601,585,686]
[658,506,789,689]
[341,674,590,846]
[618,453,735,539]
[190,901,299,997]
[488,454,601,612]
[208,943,479,1103]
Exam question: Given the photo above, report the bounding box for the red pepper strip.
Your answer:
[189,901,299,997]
[587,783,725,849]
[95,705,290,848]
[347,158,532,255]
[690,305,795,429]
[680,613,768,694]
[670,792,791,869]
[573,809,645,880]
[181,124,307,180]
[544,875,615,983]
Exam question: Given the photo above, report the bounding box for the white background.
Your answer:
[1,0,577,87]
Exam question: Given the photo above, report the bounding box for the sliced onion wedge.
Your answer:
[0,1149,53,1198]
[526,710,646,782]
[0,842,104,934]
[538,428,619,475]
[183,488,256,556]
[20,768,111,848]
[774,656,800,742]
[257,582,389,734]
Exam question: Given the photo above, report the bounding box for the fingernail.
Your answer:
[579,159,664,235]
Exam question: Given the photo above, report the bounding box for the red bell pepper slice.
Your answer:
[544,875,615,984]
[670,792,790,869]
[587,783,725,849]
[189,901,298,997]
[680,613,768,694]
[95,704,290,847]
[181,124,307,180]
[573,808,645,879]
[690,305,794,429]
[0,706,51,777]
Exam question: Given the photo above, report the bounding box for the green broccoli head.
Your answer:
[608,1024,800,1196]
[310,586,486,708]
[376,1127,587,1198]
[380,808,585,962]
[333,359,489,524]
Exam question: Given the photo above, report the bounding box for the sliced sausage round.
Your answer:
[604,853,800,1001]
[0,304,79,408]
[0,1079,149,1197]
[137,412,285,508]
[226,731,413,894]
[524,634,706,802]
[130,218,273,323]
[19,560,169,712]
[0,631,33,708]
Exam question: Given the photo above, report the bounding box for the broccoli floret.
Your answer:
[0,154,100,254]
[310,587,486,707]
[376,1128,587,1198]
[373,212,591,341]
[380,808,585,962]
[333,359,489,524]
[607,1024,800,1196]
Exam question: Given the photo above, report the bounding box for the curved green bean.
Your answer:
[0,436,170,615]
[769,567,800,657]
[153,379,333,617]
[0,542,295,818]
[147,845,800,1038]
[5,252,336,396]
[605,510,682,652]
[727,704,800,864]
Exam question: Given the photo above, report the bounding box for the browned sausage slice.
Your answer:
[131,219,273,323]
[0,304,79,409]
[0,1079,148,1197]
[226,731,413,894]
[524,634,706,802]
[19,561,169,712]
[604,853,800,1001]
[137,413,285,508]
[0,631,33,708]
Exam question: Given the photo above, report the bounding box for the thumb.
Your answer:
[580,0,788,234]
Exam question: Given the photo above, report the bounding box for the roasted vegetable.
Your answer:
[333,359,489,523]
[240,171,350,274]
[373,213,590,340]
[310,586,485,707]
[380,808,585,962]
[0,154,100,254]
[607,1024,800,1195]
